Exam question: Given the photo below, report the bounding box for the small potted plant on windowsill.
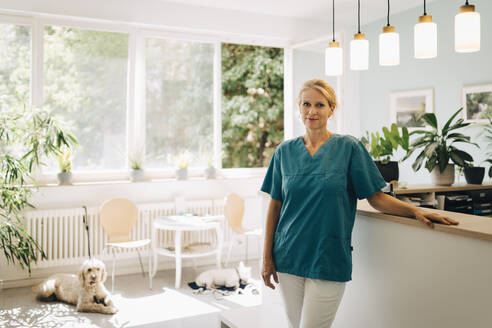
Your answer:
[175,151,192,180]
[203,151,216,179]
[402,108,479,186]
[204,161,216,179]
[57,147,73,185]
[361,123,409,182]
[129,151,145,182]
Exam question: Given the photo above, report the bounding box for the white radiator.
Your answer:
[25,199,231,269]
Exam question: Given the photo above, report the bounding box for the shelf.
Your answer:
[154,243,219,258]
[394,183,492,195]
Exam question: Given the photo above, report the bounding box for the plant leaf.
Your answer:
[442,108,463,136]
[421,113,438,130]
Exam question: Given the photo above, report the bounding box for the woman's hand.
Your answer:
[367,191,460,229]
[262,257,279,290]
[413,209,460,229]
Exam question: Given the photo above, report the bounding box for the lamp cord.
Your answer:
[465,0,469,5]
[424,0,427,15]
[357,0,361,34]
[386,0,390,26]
[332,0,335,42]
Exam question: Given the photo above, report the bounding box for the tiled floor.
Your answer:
[0,262,263,328]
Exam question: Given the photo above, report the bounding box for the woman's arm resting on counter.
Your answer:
[367,191,459,229]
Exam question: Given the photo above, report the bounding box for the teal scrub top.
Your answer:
[260,134,387,282]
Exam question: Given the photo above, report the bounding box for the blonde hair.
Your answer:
[297,79,337,110]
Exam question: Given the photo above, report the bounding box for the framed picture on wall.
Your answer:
[389,88,434,129]
[462,84,492,124]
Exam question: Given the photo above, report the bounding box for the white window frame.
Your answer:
[0,12,292,184]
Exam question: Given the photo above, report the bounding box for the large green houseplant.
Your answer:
[361,123,409,182]
[1,105,78,274]
[402,108,478,186]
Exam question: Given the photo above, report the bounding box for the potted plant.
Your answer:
[402,108,478,186]
[361,123,409,182]
[463,162,485,185]
[129,151,145,182]
[203,151,216,179]
[204,161,216,179]
[1,105,78,274]
[175,151,192,180]
[57,147,73,185]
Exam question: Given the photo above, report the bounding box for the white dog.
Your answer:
[33,258,118,314]
[195,261,252,290]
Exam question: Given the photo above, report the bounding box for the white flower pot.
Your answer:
[204,167,216,179]
[431,164,455,186]
[57,172,72,185]
[130,169,145,182]
[176,168,188,180]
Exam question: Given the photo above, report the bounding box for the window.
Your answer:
[221,44,284,168]
[43,26,129,171]
[0,23,30,109]
[145,38,214,168]
[2,13,289,180]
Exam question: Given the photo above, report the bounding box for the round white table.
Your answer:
[151,215,224,288]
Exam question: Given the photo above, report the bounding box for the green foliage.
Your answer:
[221,44,284,168]
[1,104,78,274]
[483,116,492,177]
[360,123,409,163]
[402,108,479,173]
[57,147,72,172]
[129,150,144,170]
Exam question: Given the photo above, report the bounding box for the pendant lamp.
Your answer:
[325,0,343,76]
[350,0,369,70]
[455,1,480,53]
[379,0,399,66]
[414,0,437,59]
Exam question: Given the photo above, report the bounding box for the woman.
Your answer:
[260,79,458,328]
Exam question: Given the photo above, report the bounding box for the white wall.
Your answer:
[292,49,338,138]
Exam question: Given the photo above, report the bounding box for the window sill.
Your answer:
[30,168,267,189]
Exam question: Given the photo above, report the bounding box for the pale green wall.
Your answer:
[359,0,491,183]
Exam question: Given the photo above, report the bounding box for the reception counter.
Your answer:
[357,199,492,242]
[328,199,492,328]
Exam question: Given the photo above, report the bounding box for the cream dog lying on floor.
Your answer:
[33,258,118,314]
[195,261,252,290]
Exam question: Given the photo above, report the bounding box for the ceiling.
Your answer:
[158,0,439,25]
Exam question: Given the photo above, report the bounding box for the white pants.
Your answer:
[278,272,346,328]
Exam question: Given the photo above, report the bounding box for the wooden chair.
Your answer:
[99,198,152,292]
[224,193,263,267]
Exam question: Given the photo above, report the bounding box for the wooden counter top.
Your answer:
[356,199,492,242]
[393,182,492,194]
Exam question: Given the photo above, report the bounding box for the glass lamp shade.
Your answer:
[325,41,343,76]
[455,5,480,53]
[379,26,400,66]
[414,15,437,59]
[350,34,369,70]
